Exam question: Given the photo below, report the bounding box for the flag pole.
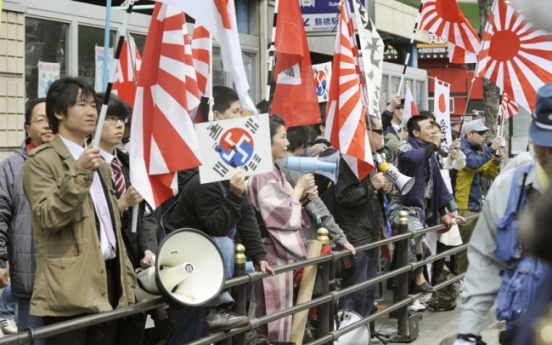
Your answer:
[458,0,499,134]
[91,2,139,233]
[396,1,424,95]
[102,0,113,92]
[207,33,214,121]
[265,0,279,105]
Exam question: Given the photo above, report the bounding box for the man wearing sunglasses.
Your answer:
[454,119,503,276]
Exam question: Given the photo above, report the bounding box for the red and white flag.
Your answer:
[403,85,419,122]
[113,35,142,107]
[270,0,320,127]
[448,43,478,64]
[419,0,481,64]
[191,24,211,98]
[500,92,519,121]
[130,3,202,209]
[154,0,257,114]
[325,4,374,182]
[476,0,552,113]
[434,79,452,144]
[191,23,211,123]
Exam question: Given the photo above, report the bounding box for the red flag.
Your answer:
[419,0,481,64]
[325,4,374,182]
[476,0,552,113]
[113,35,142,107]
[270,0,320,127]
[129,3,202,208]
[154,0,257,114]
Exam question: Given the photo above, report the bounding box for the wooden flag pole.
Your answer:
[290,240,323,345]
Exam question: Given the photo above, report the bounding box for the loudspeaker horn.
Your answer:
[379,162,415,195]
[134,228,226,309]
[283,151,340,184]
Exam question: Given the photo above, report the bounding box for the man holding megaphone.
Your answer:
[317,115,391,318]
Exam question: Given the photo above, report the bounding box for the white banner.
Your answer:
[37,61,60,97]
[312,62,331,103]
[434,79,452,145]
[354,0,384,116]
[196,114,273,184]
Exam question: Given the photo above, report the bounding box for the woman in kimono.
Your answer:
[248,115,317,342]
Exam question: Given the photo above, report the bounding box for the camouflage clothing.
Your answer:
[428,267,459,312]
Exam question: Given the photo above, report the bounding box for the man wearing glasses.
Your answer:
[454,119,503,275]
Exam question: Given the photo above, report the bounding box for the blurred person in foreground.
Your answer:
[453,83,552,345]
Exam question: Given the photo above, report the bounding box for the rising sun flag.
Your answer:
[476,0,552,113]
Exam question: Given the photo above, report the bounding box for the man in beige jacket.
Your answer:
[23,77,137,345]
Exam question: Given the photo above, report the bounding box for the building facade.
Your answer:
[0,0,428,161]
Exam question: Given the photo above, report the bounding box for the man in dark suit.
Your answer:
[96,93,162,344]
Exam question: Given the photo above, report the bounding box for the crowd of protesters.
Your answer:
[0,76,550,345]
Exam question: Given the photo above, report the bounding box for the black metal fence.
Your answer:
[0,212,478,345]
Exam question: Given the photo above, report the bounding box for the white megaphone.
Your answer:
[334,309,370,344]
[379,162,415,195]
[134,228,226,309]
[282,151,340,184]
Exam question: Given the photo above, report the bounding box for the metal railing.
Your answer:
[0,212,479,345]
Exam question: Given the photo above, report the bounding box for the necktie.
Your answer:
[91,173,117,249]
[111,157,127,197]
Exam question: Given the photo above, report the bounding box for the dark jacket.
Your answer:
[115,148,159,269]
[397,136,452,226]
[0,139,37,298]
[331,158,383,246]
[166,173,266,264]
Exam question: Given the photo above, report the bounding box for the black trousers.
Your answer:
[42,258,120,345]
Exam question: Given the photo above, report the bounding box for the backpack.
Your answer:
[493,164,549,329]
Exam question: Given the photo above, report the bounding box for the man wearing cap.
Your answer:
[383,96,408,156]
[452,83,552,345]
[453,119,502,275]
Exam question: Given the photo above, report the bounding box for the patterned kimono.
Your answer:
[247,164,310,342]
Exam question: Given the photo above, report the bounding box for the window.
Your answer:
[235,0,250,34]
[211,47,258,104]
[78,25,116,91]
[131,33,147,55]
[416,80,425,110]
[25,18,69,100]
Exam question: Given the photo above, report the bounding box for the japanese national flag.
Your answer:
[403,85,419,122]
[433,79,452,145]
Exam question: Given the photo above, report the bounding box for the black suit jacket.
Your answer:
[114,148,159,269]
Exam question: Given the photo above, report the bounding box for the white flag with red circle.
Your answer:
[402,85,419,123]
[434,79,452,145]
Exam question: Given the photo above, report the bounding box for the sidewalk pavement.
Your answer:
[373,294,502,345]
